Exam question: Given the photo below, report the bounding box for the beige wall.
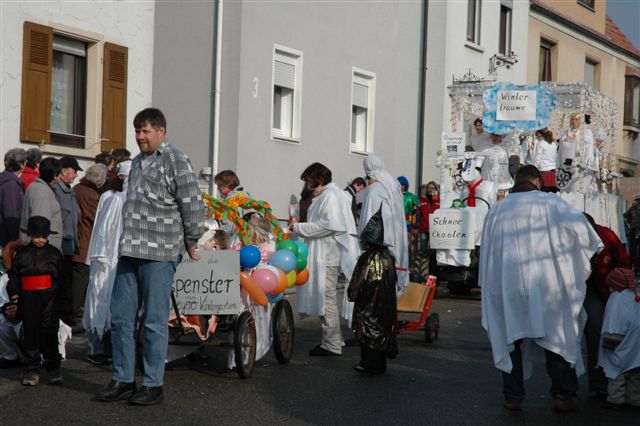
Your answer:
[527,15,639,173]
[536,0,606,34]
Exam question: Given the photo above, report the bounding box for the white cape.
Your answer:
[358,182,409,294]
[294,183,360,319]
[82,190,126,339]
[479,191,602,376]
[598,290,640,378]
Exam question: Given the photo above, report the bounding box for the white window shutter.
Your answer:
[353,82,368,108]
[274,60,295,89]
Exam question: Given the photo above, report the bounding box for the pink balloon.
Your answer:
[253,267,278,293]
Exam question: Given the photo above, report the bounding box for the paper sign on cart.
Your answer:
[172,250,242,315]
[429,209,477,250]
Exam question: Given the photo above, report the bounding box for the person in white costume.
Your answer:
[359,154,409,295]
[598,267,640,409]
[0,271,21,367]
[480,134,513,191]
[290,163,360,356]
[82,160,131,365]
[533,128,558,192]
[480,165,603,412]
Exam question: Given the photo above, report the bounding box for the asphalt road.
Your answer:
[0,289,637,425]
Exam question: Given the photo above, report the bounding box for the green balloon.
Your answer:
[277,240,299,256]
[296,254,307,271]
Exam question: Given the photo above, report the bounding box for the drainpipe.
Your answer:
[416,0,429,192]
[209,0,224,194]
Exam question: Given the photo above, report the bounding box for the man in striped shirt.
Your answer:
[97,108,205,406]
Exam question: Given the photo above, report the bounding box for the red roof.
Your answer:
[605,16,640,57]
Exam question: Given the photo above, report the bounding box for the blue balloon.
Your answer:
[267,293,284,304]
[269,249,297,273]
[239,245,261,269]
[294,240,309,258]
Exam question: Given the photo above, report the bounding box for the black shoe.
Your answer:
[86,353,111,366]
[309,345,341,357]
[96,380,136,402]
[128,386,163,406]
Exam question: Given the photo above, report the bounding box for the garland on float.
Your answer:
[202,192,285,246]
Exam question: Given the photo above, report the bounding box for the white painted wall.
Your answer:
[0,1,155,169]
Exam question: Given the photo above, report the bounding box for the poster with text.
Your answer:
[442,132,466,155]
[496,90,537,121]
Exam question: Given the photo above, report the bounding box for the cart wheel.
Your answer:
[424,316,434,343]
[234,311,256,378]
[272,299,295,364]
[431,313,440,340]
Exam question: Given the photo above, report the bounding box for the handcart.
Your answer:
[397,275,440,343]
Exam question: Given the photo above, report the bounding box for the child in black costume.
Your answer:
[7,216,63,386]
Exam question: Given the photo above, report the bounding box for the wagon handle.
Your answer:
[171,289,186,336]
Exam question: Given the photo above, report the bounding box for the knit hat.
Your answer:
[397,176,409,191]
[605,267,640,302]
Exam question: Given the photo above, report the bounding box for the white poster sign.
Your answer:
[496,90,537,121]
[429,209,477,250]
[442,132,466,154]
[172,250,242,315]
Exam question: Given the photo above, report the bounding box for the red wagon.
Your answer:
[397,275,440,343]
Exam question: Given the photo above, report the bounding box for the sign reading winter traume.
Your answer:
[429,209,476,249]
[496,90,537,121]
[172,250,242,315]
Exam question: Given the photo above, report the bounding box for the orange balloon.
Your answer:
[272,269,287,295]
[240,271,268,306]
[295,268,309,286]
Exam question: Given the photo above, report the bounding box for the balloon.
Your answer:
[277,240,299,256]
[295,268,309,286]
[286,270,297,287]
[294,240,308,258]
[267,293,284,304]
[296,254,307,271]
[253,267,278,293]
[269,249,297,272]
[240,271,267,306]
[272,269,287,295]
[239,245,261,269]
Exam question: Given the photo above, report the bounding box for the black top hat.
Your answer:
[22,216,57,236]
[352,205,391,247]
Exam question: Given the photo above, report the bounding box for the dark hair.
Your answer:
[214,170,240,189]
[95,152,114,167]
[514,164,540,184]
[25,148,43,168]
[4,148,27,172]
[108,174,124,192]
[536,127,554,144]
[111,148,131,164]
[133,108,166,131]
[350,177,366,188]
[39,157,62,184]
[473,118,483,126]
[300,163,332,188]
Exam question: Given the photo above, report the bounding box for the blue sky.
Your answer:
[607,0,640,50]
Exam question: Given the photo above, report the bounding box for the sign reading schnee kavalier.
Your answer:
[172,250,242,315]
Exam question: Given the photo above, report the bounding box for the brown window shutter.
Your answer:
[20,21,53,144]
[102,42,128,152]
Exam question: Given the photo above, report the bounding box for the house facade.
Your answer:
[0,1,155,168]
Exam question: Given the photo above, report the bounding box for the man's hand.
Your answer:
[2,303,17,321]
[186,244,201,260]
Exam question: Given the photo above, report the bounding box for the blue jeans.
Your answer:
[110,256,179,387]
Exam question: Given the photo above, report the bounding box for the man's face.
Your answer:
[354,184,365,193]
[31,235,48,248]
[570,116,580,130]
[135,122,165,155]
[474,122,484,134]
[59,167,77,185]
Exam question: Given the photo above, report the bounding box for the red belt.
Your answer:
[22,275,53,290]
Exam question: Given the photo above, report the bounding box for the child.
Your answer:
[598,267,640,409]
[7,216,64,386]
[348,206,398,374]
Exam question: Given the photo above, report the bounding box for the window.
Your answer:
[499,5,512,55]
[350,69,375,154]
[20,21,128,154]
[625,76,640,128]
[577,0,595,10]
[584,58,599,90]
[272,46,302,142]
[466,0,482,44]
[538,39,554,82]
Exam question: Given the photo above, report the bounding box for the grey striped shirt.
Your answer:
[119,140,205,261]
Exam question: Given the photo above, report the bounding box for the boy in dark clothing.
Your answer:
[7,216,63,386]
[348,206,398,374]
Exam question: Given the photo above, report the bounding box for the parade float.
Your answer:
[430,80,626,295]
[165,192,309,378]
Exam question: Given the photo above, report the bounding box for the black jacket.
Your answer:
[7,243,63,299]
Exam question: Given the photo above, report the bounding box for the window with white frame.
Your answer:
[350,70,375,154]
[272,46,302,141]
[466,0,482,45]
[584,58,599,90]
[498,3,512,55]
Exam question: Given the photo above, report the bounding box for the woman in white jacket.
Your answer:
[533,128,558,193]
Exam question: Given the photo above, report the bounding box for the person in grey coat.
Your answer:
[0,148,27,246]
